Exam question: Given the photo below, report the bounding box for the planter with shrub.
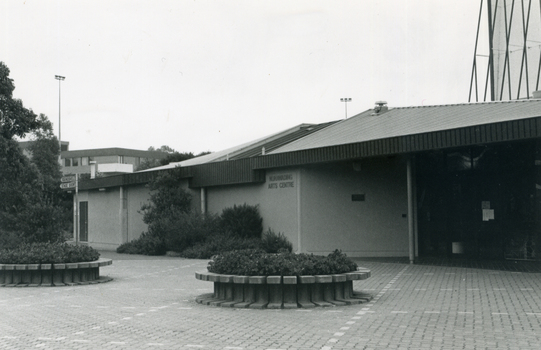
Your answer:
[195,249,372,309]
[0,243,112,287]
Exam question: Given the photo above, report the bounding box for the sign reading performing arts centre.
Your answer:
[268,173,295,189]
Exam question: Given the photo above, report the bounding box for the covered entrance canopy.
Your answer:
[268,99,541,262]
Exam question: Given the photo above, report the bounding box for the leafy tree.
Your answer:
[28,114,62,195]
[159,151,203,165]
[135,145,211,171]
[0,62,68,245]
[139,168,192,227]
[150,145,175,153]
[0,63,41,140]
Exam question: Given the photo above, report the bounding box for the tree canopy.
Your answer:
[135,145,211,171]
[0,62,69,247]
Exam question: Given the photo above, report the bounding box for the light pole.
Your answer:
[55,75,65,152]
[340,97,351,119]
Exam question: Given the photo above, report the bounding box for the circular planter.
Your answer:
[195,268,372,309]
[0,258,113,287]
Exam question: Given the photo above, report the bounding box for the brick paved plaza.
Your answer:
[1,252,541,350]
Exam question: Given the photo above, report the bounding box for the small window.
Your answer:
[65,158,71,167]
[81,157,88,166]
[72,158,79,166]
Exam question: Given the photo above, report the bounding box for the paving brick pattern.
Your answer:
[1,252,541,349]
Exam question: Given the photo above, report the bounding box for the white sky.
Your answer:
[1,0,481,154]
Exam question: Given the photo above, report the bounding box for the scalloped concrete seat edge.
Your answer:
[0,258,113,287]
[195,269,372,309]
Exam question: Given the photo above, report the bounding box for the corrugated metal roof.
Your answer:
[136,122,336,172]
[269,99,541,154]
[229,121,337,159]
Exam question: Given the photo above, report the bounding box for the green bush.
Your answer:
[159,212,220,252]
[260,228,293,253]
[219,203,263,239]
[208,249,357,276]
[15,203,68,244]
[116,232,167,256]
[180,233,261,259]
[0,229,24,250]
[140,168,192,227]
[0,242,100,264]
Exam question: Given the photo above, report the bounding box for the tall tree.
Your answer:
[0,62,67,245]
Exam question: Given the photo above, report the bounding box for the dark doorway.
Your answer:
[416,141,539,260]
[79,201,88,242]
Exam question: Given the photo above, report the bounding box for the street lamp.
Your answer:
[340,97,352,119]
[55,75,65,152]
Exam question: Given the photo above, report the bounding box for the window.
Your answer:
[81,157,88,166]
[72,158,79,166]
[65,158,71,167]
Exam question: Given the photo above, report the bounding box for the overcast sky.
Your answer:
[2,1,482,154]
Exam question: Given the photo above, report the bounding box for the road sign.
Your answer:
[60,182,76,189]
[61,175,77,183]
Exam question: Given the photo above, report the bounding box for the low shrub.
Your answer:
[160,212,220,252]
[260,228,293,253]
[0,242,100,264]
[0,229,24,250]
[116,232,167,256]
[14,203,68,244]
[207,249,357,276]
[180,233,261,259]
[219,204,263,239]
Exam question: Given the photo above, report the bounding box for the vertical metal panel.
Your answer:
[518,119,526,138]
[486,124,493,143]
[524,119,532,138]
[513,120,520,138]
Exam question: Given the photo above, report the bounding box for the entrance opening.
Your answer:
[416,141,540,260]
[79,201,88,242]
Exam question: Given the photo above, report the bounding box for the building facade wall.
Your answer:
[206,161,409,257]
[76,178,199,251]
[124,185,151,243]
[77,158,409,256]
[299,158,409,257]
[77,189,121,250]
[206,168,301,251]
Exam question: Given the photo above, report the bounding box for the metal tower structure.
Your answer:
[469,0,541,102]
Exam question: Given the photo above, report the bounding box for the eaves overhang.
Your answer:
[77,116,541,191]
[78,167,193,191]
[252,116,541,169]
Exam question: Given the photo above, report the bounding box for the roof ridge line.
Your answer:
[393,98,540,110]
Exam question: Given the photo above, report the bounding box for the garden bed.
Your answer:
[0,258,113,287]
[195,268,372,309]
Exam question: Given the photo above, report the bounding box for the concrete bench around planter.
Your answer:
[0,258,113,287]
[195,268,372,309]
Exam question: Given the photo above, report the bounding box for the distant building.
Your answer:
[18,140,70,158]
[61,148,168,177]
